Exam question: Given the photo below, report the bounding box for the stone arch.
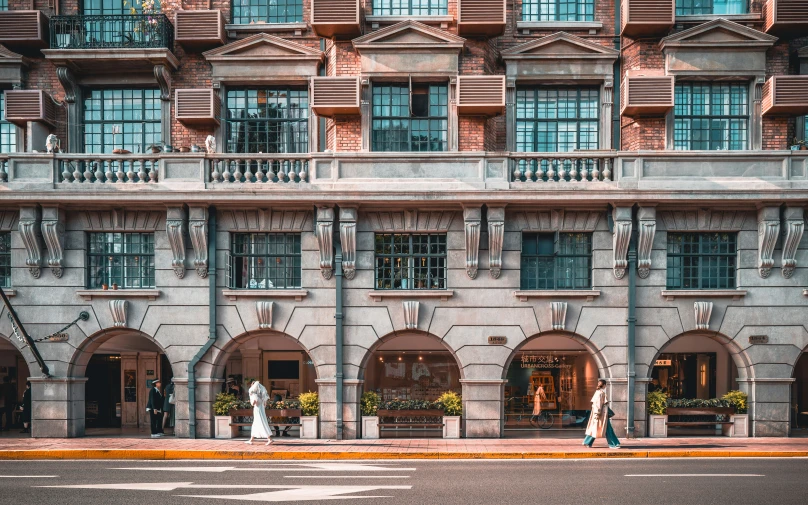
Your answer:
[356,330,465,382]
[67,327,172,378]
[502,330,612,381]
[0,332,39,379]
[643,329,753,381]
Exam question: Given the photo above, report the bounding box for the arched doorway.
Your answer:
[0,335,33,434]
[70,330,173,436]
[792,350,808,437]
[503,333,603,438]
[361,332,462,438]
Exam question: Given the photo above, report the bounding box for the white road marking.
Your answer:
[0,476,58,478]
[38,482,195,491]
[179,485,411,502]
[625,474,764,477]
[283,476,410,479]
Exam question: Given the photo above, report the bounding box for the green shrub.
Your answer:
[646,390,668,415]
[666,398,732,409]
[378,399,435,411]
[436,391,462,416]
[722,390,748,414]
[213,392,242,416]
[298,391,319,416]
[360,391,380,417]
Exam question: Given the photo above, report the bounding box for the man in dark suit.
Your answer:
[146,378,163,438]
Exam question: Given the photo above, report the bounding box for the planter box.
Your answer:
[443,416,461,439]
[215,415,239,439]
[648,414,668,438]
[362,416,379,439]
[723,414,749,437]
[300,416,318,439]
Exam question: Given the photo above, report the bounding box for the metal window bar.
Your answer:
[374,234,447,290]
[50,14,174,49]
[520,233,592,290]
[231,0,303,24]
[228,233,302,289]
[86,232,155,289]
[0,233,10,288]
[675,0,748,16]
[666,232,737,290]
[674,82,748,151]
[522,0,595,21]
[0,93,16,154]
[373,0,448,16]
[372,84,448,152]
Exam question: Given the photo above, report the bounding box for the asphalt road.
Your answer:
[0,458,805,504]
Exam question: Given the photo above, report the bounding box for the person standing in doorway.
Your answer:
[583,379,620,449]
[530,383,547,426]
[162,379,175,434]
[0,376,15,431]
[20,381,31,434]
[146,378,164,438]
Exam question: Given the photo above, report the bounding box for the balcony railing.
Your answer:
[49,14,174,50]
[209,154,310,183]
[58,155,160,183]
[510,152,614,183]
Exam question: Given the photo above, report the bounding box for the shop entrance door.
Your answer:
[85,354,122,429]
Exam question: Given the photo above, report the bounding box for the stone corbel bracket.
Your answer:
[781,206,804,279]
[463,205,482,280]
[41,206,66,278]
[757,206,780,279]
[487,206,505,279]
[339,207,357,280]
[19,206,42,279]
[256,301,273,330]
[189,206,209,278]
[403,301,419,330]
[694,301,713,331]
[551,302,567,331]
[109,299,128,328]
[636,206,656,279]
[316,206,334,280]
[612,206,633,280]
[154,64,172,101]
[166,206,187,279]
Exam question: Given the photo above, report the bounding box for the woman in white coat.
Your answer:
[583,379,620,448]
[246,381,272,446]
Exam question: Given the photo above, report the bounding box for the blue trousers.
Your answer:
[583,419,621,448]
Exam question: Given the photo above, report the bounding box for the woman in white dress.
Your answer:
[583,379,620,449]
[246,381,272,446]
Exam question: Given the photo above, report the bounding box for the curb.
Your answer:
[1,450,807,460]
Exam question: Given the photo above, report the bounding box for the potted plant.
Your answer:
[213,392,241,439]
[790,138,807,151]
[298,391,319,439]
[436,391,462,439]
[722,390,749,437]
[646,389,668,438]
[360,391,380,439]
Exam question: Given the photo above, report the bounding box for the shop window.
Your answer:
[516,87,599,153]
[674,82,748,151]
[374,234,447,290]
[371,83,448,152]
[521,233,592,290]
[0,92,15,154]
[523,0,595,22]
[227,233,302,289]
[651,353,717,400]
[372,0,448,16]
[0,232,10,288]
[83,89,161,154]
[666,232,737,290]
[224,88,309,154]
[231,0,303,25]
[86,232,155,289]
[675,0,748,16]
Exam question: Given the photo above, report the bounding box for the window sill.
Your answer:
[513,290,601,302]
[368,290,454,302]
[76,289,160,301]
[222,289,308,301]
[366,15,453,29]
[516,21,603,33]
[675,14,761,23]
[661,289,747,301]
[225,22,307,37]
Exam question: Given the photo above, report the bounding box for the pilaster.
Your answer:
[29,377,87,438]
[460,379,506,438]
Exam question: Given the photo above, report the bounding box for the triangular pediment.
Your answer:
[353,20,465,51]
[0,45,25,62]
[661,19,777,49]
[501,32,618,60]
[204,33,323,61]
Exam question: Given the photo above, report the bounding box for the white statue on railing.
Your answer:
[205,135,216,154]
[46,134,60,153]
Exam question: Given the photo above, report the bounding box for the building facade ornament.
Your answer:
[694,301,713,331]
[636,206,657,279]
[316,206,334,280]
[757,206,780,279]
[463,206,482,279]
[219,209,311,232]
[188,206,209,278]
[109,299,128,328]
[81,209,163,231]
[41,206,66,278]
[403,301,419,330]
[781,207,805,279]
[612,206,633,280]
[365,210,455,232]
[487,206,505,279]
[256,301,273,330]
[339,207,357,280]
[153,64,172,101]
[660,210,746,231]
[19,206,42,279]
[513,210,601,232]
[166,206,187,279]
[551,302,567,331]
[55,67,78,103]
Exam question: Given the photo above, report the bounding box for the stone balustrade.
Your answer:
[510,151,614,183]
[57,155,160,183]
[209,154,309,183]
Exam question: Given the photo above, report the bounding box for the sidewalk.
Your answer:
[1,434,808,460]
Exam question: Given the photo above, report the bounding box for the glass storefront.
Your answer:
[650,353,717,400]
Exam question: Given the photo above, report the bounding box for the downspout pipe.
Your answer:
[626,206,638,439]
[188,206,216,439]
[334,223,344,441]
[613,0,622,150]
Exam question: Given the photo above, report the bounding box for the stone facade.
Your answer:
[0,1,807,439]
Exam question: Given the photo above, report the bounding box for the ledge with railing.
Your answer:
[510,151,615,183]
[49,14,174,50]
[57,155,160,184]
[209,154,310,183]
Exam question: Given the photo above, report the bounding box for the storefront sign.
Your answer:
[520,354,572,369]
[748,335,769,345]
[146,370,155,375]
[654,359,672,366]
[47,333,69,342]
[488,336,507,345]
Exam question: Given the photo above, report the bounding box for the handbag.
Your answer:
[607,408,615,419]
[168,393,176,405]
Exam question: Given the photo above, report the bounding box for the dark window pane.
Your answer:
[515,86,599,153]
[374,234,447,290]
[86,232,155,289]
[228,233,302,289]
[666,232,737,290]
[521,232,592,290]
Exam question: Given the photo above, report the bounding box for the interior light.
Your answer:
[398,356,402,361]
[418,356,423,361]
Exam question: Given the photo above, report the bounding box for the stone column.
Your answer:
[173,377,189,438]
[172,377,222,438]
[606,377,628,436]
[634,378,651,438]
[316,378,362,440]
[461,379,506,438]
[739,378,793,437]
[29,377,87,438]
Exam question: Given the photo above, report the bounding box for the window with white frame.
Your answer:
[673,82,748,151]
[523,0,595,21]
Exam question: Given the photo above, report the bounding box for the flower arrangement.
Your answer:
[666,398,733,409]
[360,391,380,417]
[722,390,748,414]
[379,392,463,416]
[213,392,250,415]
[298,391,319,416]
[646,390,669,415]
[435,391,462,416]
